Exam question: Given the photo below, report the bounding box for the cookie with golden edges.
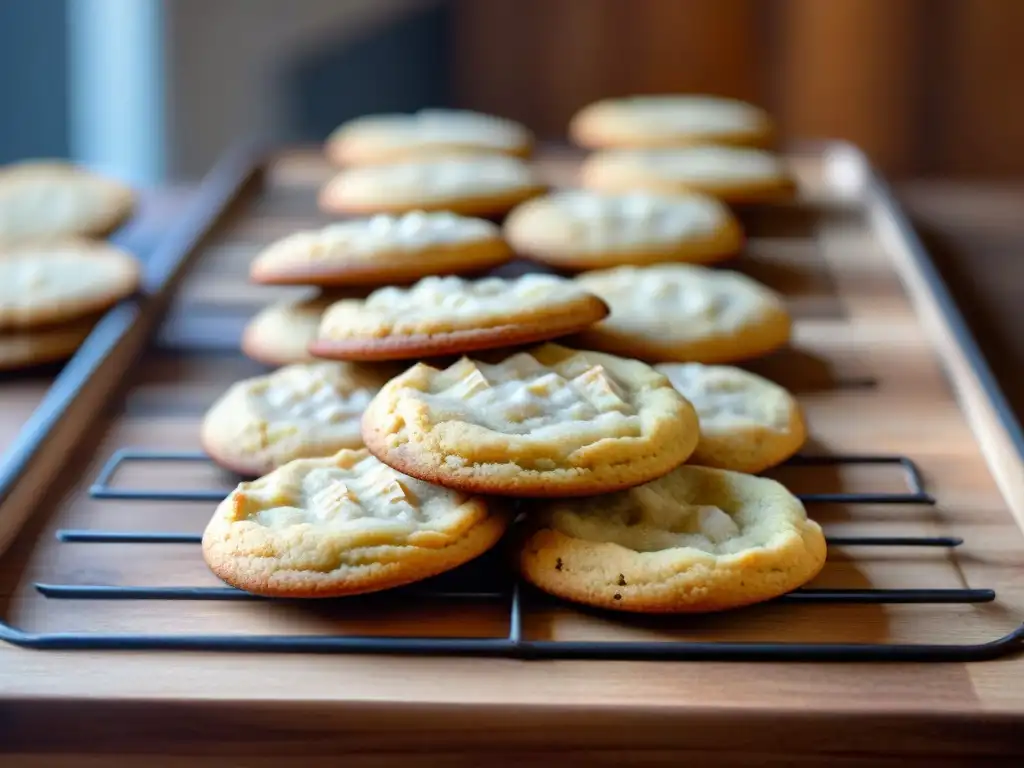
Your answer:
[0,238,139,330]
[318,156,547,218]
[326,108,533,165]
[655,363,806,473]
[202,448,511,598]
[504,189,743,270]
[361,342,700,497]
[579,145,795,204]
[569,95,774,150]
[0,160,135,244]
[518,464,826,613]
[573,264,791,364]
[250,211,512,287]
[201,361,398,477]
[310,274,608,361]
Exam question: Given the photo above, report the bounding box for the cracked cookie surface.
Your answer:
[360,343,699,497]
[202,448,510,597]
[311,274,608,361]
[518,464,826,612]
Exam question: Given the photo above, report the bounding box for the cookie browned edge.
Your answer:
[317,185,549,219]
[308,295,610,362]
[250,239,514,287]
[688,400,807,475]
[202,497,513,598]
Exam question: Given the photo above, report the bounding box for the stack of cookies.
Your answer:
[201,99,827,616]
[0,161,139,371]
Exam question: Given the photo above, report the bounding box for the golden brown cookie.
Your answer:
[0,160,135,244]
[569,95,774,150]
[573,264,791,364]
[518,464,827,613]
[655,363,806,473]
[503,189,743,270]
[318,156,547,218]
[201,362,396,476]
[202,448,511,598]
[0,314,98,371]
[579,146,795,204]
[361,343,700,497]
[325,109,533,165]
[240,291,371,366]
[249,211,512,287]
[0,239,140,330]
[310,274,609,362]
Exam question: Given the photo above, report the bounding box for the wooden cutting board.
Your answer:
[0,144,1021,767]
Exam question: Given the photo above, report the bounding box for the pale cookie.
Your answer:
[250,211,512,287]
[518,464,826,613]
[574,264,790,364]
[201,361,396,476]
[202,448,511,598]
[0,160,135,244]
[0,314,98,371]
[655,363,806,473]
[326,109,533,165]
[310,274,609,361]
[0,239,140,330]
[361,343,700,497]
[579,145,795,204]
[240,291,372,366]
[503,189,743,270]
[318,156,547,218]
[569,95,774,150]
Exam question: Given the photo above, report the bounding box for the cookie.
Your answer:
[655,363,805,473]
[0,314,98,371]
[250,211,512,287]
[503,189,743,270]
[325,109,533,165]
[518,464,827,613]
[361,343,699,497]
[318,156,547,218]
[0,239,140,330]
[569,95,774,150]
[310,274,609,361]
[201,361,396,477]
[0,160,135,244]
[579,146,795,204]
[202,448,511,598]
[573,264,790,363]
[240,291,375,366]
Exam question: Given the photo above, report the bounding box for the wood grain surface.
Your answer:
[0,147,1022,765]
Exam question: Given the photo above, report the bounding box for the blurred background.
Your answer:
[3,0,1023,185]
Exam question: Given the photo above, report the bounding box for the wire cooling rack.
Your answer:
[4,440,1024,661]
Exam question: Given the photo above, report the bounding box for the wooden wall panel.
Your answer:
[450,0,1024,178]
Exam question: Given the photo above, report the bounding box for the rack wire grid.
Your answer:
[4,425,1024,661]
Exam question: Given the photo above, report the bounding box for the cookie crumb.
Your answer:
[555,557,563,571]
[613,593,622,600]
[617,574,627,586]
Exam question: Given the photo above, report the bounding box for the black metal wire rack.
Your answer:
[3,442,1024,661]
[2,142,1024,663]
